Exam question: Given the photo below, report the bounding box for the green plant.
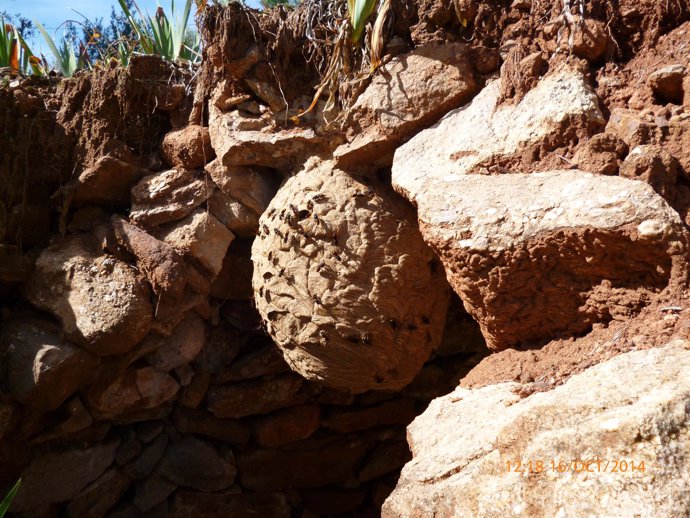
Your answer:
[117,0,201,64]
[296,0,391,122]
[1,17,42,75]
[0,479,21,518]
[35,21,96,77]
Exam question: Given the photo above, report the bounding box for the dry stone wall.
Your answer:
[2,1,690,517]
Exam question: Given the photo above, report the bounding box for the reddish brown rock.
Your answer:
[619,144,679,203]
[156,208,235,278]
[647,64,687,104]
[145,314,207,371]
[170,491,290,518]
[157,436,236,492]
[236,434,372,491]
[161,125,215,170]
[215,341,289,383]
[85,367,179,421]
[172,407,250,446]
[572,133,628,176]
[207,374,312,419]
[67,469,130,518]
[571,18,609,62]
[323,399,417,433]
[11,440,120,512]
[73,156,147,207]
[110,217,187,303]
[130,169,214,227]
[253,405,320,447]
[2,319,99,411]
[25,235,153,356]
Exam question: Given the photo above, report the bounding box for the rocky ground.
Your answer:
[1,0,690,517]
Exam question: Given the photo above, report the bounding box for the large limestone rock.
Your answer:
[25,235,153,356]
[334,42,477,166]
[2,320,99,411]
[411,170,688,350]
[383,341,690,518]
[392,68,688,350]
[252,160,449,392]
[392,68,605,203]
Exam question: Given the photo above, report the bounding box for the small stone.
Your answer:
[133,474,177,512]
[11,440,120,512]
[359,439,411,482]
[207,373,312,419]
[110,217,187,304]
[170,491,291,518]
[2,319,99,411]
[648,64,687,104]
[156,208,235,278]
[85,367,179,421]
[123,434,168,479]
[206,159,279,238]
[571,18,609,62]
[161,125,215,170]
[67,469,130,518]
[215,341,289,383]
[130,169,214,227]
[236,435,371,491]
[73,156,146,207]
[172,406,250,445]
[157,437,236,492]
[146,314,207,371]
[335,42,477,166]
[253,405,321,447]
[323,399,417,433]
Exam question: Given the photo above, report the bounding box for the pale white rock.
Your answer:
[383,341,690,518]
[208,104,321,168]
[392,68,604,205]
[391,68,688,350]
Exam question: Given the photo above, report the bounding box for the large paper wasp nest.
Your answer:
[252,161,449,393]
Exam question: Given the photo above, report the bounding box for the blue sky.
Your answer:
[1,0,262,54]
